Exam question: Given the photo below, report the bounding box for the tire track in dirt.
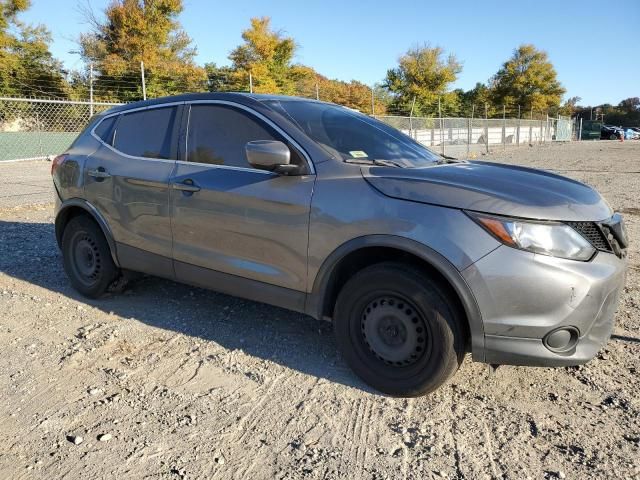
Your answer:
[401,398,414,480]
[336,395,375,479]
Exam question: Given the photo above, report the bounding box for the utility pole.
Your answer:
[140,61,147,100]
[249,73,253,93]
[315,82,319,101]
[89,63,94,117]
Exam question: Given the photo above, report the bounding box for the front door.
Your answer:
[170,103,315,297]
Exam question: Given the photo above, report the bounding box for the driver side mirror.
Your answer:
[245,140,298,174]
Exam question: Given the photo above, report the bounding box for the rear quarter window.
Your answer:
[94,116,117,145]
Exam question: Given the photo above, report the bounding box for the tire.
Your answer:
[609,133,617,140]
[61,215,118,298]
[333,262,466,397]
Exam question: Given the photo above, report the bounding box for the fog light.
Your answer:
[543,327,579,353]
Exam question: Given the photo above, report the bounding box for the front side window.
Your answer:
[113,107,177,159]
[263,100,441,168]
[186,104,301,168]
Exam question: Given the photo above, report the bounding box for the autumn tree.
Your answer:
[490,44,565,113]
[0,0,68,98]
[217,16,308,94]
[384,44,462,115]
[79,0,206,101]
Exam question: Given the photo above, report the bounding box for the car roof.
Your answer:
[100,92,329,116]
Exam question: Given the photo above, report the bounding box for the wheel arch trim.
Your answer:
[55,198,120,267]
[305,235,485,360]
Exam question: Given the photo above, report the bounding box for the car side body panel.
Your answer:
[170,162,316,291]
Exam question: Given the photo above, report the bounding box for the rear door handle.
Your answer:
[171,180,201,193]
[87,168,111,179]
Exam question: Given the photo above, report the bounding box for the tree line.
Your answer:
[1,0,638,124]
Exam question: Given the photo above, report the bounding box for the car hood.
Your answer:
[362,161,612,221]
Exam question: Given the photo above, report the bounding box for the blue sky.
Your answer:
[19,0,639,106]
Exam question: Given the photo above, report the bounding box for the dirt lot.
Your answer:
[0,141,638,480]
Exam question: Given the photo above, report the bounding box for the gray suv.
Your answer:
[52,93,628,397]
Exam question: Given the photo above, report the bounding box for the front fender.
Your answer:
[305,234,485,360]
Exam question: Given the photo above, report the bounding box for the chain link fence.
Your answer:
[0,96,575,162]
[0,97,123,161]
[375,115,576,157]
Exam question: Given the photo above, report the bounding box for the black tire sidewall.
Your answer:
[334,263,464,397]
[61,215,117,298]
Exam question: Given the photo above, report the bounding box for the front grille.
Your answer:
[566,221,612,252]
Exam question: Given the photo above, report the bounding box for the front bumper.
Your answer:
[462,245,627,366]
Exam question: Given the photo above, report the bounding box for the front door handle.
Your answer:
[88,167,111,179]
[171,179,201,193]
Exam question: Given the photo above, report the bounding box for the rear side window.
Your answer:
[113,107,177,159]
[186,104,302,167]
[94,116,116,145]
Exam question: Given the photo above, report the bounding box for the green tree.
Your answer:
[78,0,206,101]
[383,44,462,116]
[225,16,308,94]
[558,96,581,117]
[456,83,494,116]
[490,44,565,114]
[1,0,68,98]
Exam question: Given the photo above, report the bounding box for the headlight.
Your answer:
[467,212,596,261]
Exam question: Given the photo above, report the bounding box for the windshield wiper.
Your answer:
[344,158,406,168]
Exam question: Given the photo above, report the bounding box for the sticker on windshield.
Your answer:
[349,150,368,158]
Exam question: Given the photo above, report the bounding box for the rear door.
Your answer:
[84,104,182,277]
[170,102,315,296]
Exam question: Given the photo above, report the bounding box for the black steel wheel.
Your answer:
[61,215,118,298]
[360,295,431,367]
[334,262,466,397]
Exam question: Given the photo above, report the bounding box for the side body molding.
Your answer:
[55,198,120,267]
[305,235,486,360]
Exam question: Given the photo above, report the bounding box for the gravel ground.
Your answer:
[0,141,638,479]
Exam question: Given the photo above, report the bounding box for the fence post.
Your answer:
[36,112,43,157]
[501,105,505,149]
[578,118,583,141]
[409,96,416,138]
[516,105,521,146]
[370,86,375,115]
[89,63,94,117]
[467,104,474,158]
[439,97,445,156]
[539,119,543,145]
[140,61,147,100]
[484,103,489,154]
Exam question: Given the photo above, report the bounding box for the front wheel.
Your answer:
[61,215,118,298]
[333,262,466,397]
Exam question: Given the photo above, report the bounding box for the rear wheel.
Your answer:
[61,215,118,298]
[333,262,465,397]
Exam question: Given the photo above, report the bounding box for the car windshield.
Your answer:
[262,99,441,167]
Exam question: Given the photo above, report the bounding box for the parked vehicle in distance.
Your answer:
[624,127,640,140]
[52,93,628,397]
[601,124,624,140]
